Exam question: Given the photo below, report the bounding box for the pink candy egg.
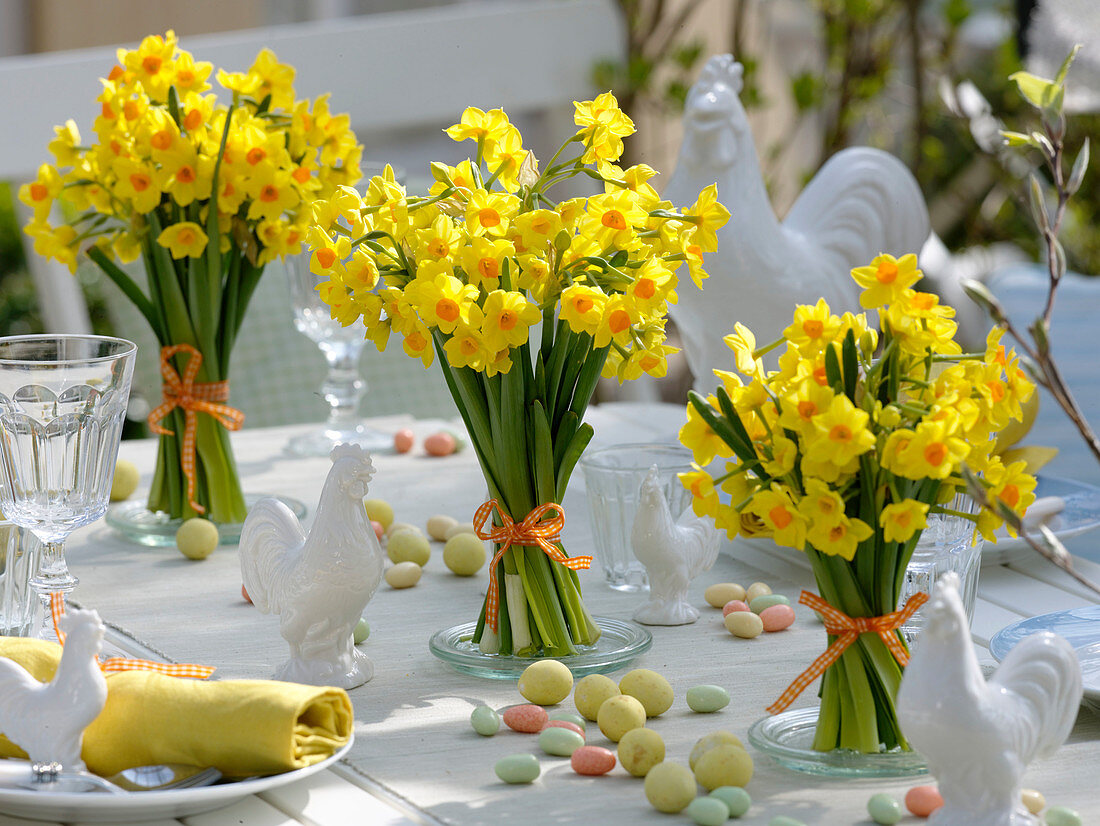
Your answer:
[722,599,750,617]
[241,584,252,604]
[371,520,385,541]
[424,431,457,456]
[571,745,616,776]
[906,785,944,817]
[760,603,796,632]
[543,719,584,737]
[393,428,415,453]
[502,704,548,733]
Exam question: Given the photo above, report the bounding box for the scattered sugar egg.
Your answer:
[363,498,394,529]
[710,786,751,817]
[689,731,744,770]
[745,581,772,602]
[596,694,646,742]
[385,561,421,589]
[687,797,730,826]
[445,522,477,540]
[686,684,730,713]
[241,584,252,604]
[618,668,673,717]
[353,618,370,644]
[749,593,790,614]
[574,673,620,721]
[1020,788,1045,815]
[494,753,539,784]
[424,431,457,456]
[548,711,585,730]
[518,659,574,705]
[570,745,615,776]
[502,703,548,733]
[867,793,902,825]
[643,762,696,813]
[617,727,665,777]
[725,610,763,638]
[705,582,746,608]
[760,604,796,632]
[693,744,753,791]
[371,520,384,541]
[443,533,486,576]
[386,521,421,538]
[176,517,218,560]
[427,514,458,540]
[109,459,140,501]
[1045,806,1081,826]
[905,785,944,817]
[722,599,750,617]
[539,726,584,757]
[387,531,431,566]
[543,720,584,737]
[393,428,415,453]
[470,705,501,736]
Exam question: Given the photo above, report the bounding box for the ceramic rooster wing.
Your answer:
[664,54,932,391]
[240,444,385,689]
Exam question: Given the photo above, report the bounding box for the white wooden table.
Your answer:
[8,400,1100,826]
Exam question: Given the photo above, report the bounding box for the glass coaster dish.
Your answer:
[428,617,652,679]
[105,494,308,547]
[748,707,928,778]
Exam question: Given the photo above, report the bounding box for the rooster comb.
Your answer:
[330,443,376,474]
[698,54,744,94]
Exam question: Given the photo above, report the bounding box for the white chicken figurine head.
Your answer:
[897,573,1082,826]
[240,443,385,689]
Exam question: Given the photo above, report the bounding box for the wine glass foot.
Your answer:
[285,423,392,457]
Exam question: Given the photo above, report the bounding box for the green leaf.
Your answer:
[1055,44,1082,87]
[824,343,843,393]
[1000,130,1036,148]
[842,329,858,401]
[1027,174,1050,233]
[555,423,594,503]
[1008,70,1063,111]
[1067,137,1090,196]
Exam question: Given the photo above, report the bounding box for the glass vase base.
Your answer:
[285,423,392,458]
[105,494,308,547]
[428,617,652,679]
[748,707,927,778]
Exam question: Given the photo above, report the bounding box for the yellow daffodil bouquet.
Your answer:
[21,31,361,523]
[680,253,1036,753]
[306,95,728,657]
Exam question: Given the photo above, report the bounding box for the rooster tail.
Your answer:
[238,498,306,615]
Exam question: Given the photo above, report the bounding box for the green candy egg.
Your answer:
[867,793,902,825]
[710,786,751,817]
[769,817,807,826]
[538,726,585,757]
[686,797,729,826]
[749,593,791,614]
[548,710,586,730]
[470,705,501,736]
[494,753,540,784]
[686,684,731,713]
[1045,806,1082,826]
[353,618,370,644]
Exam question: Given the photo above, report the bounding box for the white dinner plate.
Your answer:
[989,606,1100,712]
[983,475,1100,566]
[0,738,352,823]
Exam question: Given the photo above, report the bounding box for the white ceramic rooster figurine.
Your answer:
[664,54,932,391]
[630,465,721,625]
[0,608,107,770]
[897,573,1083,826]
[240,444,385,689]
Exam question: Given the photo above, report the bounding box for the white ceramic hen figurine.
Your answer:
[240,444,384,689]
[664,54,932,391]
[897,573,1083,826]
[630,465,721,625]
[0,607,107,770]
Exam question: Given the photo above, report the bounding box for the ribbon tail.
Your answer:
[99,657,215,679]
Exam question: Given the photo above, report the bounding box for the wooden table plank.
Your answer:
[260,771,422,826]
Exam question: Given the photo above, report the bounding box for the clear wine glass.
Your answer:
[0,335,136,638]
[285,254,390,457]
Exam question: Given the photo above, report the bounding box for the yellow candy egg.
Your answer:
[364,499,395,529]
[574,673,621,721]
[175,517,218,560]
[385,561,422,589]
[442,533,486,576]
[518,659,574,705]
[644,762,696,813]
[619,668,674,717]
[109,460,140,501]
[689,731,745,770]
[618,727,665,777]
[426,514,458,541]
[704,582,746,608]
[596,694,646,742]
[387,531,431,566]
[693,743,754,790]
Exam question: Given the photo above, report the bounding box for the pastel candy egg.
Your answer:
[749,593,790,614]
[687,797,730,826]
[539,726,585,757]
[644,762,696,813]
[905,785,944,817]
[693,744,753,790]
[353,618,370,644]
[574,673,620,721]
[705,582,746,608]
[445,522,477,540]
[443,533,486,575]
[385,561,422,589]
[687,684,731,713]
[241,584,252,604]
[110,459,140,501]
[371,520,384,541]
[710,786,751,817]
[1020,789,1045,815]
[769,817,807,826]
[618,668,673,716]
[760,604,796,632]
[502,703,548,733]
[424,431,457,456]
[518,659,574,705]
[363,499,394,529]
[470,705,501,736]
[745,581,772,602]
[387,531,431,566]
[617,727,665,777]
[597,694,646,741]
[176,518,218,560]
[725,610,764,638]
[689,731,744,770]
[867,793,902,825]
[722,599,751,617]
[393,428,414,453]
[548,711,586,730]
[543,719,584,737]
[494,753,540,784]
[426,514,458,540]
[571,745,616,776]
[1045,806,1082,826]
[386,521,421,538]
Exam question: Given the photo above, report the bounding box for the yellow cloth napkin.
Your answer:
[0,638,353,777]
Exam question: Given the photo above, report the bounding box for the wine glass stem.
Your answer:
[319,342,364,430]
[30,540,78,595]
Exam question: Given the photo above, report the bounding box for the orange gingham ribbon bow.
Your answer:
[766,590,929,715]
[473,499,592,633]
[50,593,215,678]
[147,344,245,515]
